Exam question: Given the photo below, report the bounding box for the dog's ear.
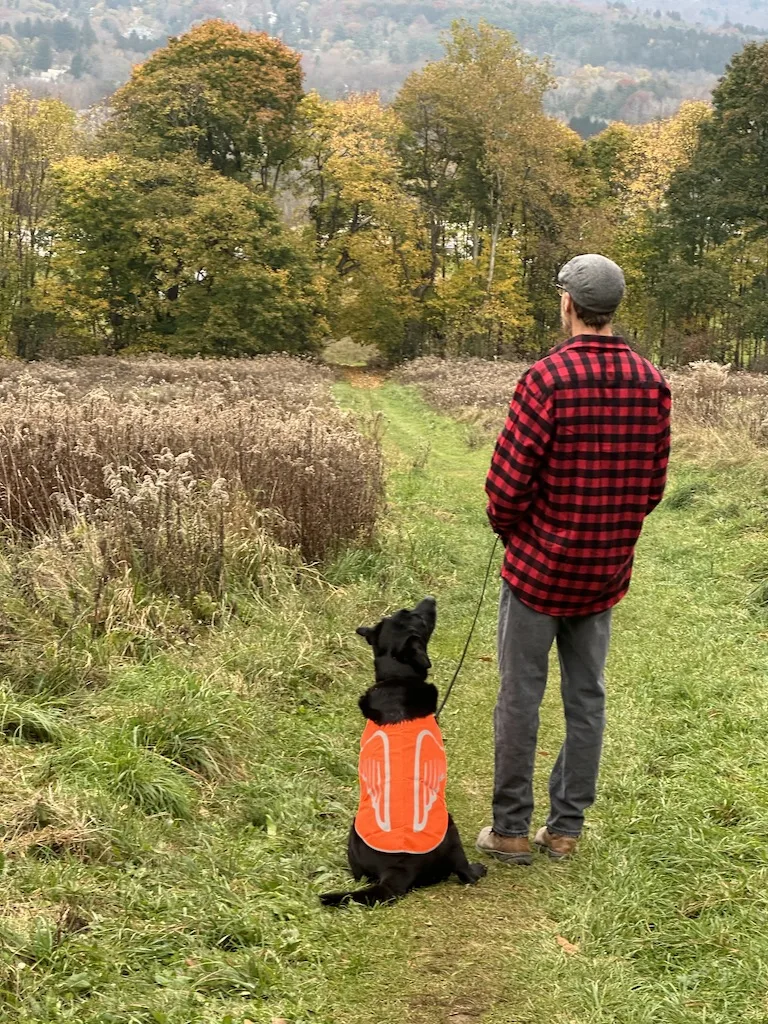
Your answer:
[356,625,376,645]
[397,635,431,674]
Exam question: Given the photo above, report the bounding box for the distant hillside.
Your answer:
[0,0,763,130]
[620,0,768,31]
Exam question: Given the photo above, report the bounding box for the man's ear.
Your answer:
[356,625,375,645]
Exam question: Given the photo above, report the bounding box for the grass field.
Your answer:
[2,375,768,1023]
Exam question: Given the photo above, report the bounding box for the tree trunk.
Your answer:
[487,208,502,294]
[472,213,480,263]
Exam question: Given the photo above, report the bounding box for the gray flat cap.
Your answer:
[557,254,625,314]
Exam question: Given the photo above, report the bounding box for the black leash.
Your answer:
[436,536,500,723]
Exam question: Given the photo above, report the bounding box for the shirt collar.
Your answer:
[550,334,630,355]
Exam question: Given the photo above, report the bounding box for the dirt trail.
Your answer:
[341,367,386,389]
[332,380,552,1024]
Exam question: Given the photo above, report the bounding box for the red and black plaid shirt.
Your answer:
[486,335,671,617]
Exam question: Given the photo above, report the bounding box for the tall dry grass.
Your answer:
[400,356,768,456]
[0,354,335,406]
[0,357,384,607]
[396,356,527,413]
[666,361,768,444]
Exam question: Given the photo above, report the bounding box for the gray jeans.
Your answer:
[493,581,612,838]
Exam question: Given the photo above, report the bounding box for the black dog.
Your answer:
[320,597,487,906]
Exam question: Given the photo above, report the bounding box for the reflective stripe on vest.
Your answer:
[354,714,449,854]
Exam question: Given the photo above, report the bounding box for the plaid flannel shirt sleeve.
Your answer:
[485,374,554,540]
[646,383,672,515]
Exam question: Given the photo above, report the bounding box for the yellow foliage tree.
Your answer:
[606,101,712,353]
[0,89,78,356]
[431,237,533,357]
[109,21,304,189]
[43,154,326,355]
[299,91,431,359]
[397,21,590,353]
[627,101,712,215]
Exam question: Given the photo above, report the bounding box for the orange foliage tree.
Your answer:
[110,21,304,189]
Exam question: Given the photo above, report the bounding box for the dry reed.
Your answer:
[0,354,334,406]
[0,356,384,585]
[400,356,768,450]
[396,356,527,414]
[666,361,768,443]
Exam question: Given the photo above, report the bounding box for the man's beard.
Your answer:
[561,308,572,336]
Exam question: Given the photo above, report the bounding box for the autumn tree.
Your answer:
[395,21,585,355]
[298,91,430,361]
[441,21,553,301]
[627,101,710,216]
[0,89,78,357]
[674,43,768,236]
[398,23,552,287]
[44,155,325,355]
[583,122,638,240]
[592,101,712,362]
[431,238,532,356]
[616,43,768,366]
[109,21,304,189]
[660,49,768,365]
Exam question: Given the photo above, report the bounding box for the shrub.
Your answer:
[49,735,195,819]
[323,338,380,368]
[125,675,240,779]
[0,690,65,744]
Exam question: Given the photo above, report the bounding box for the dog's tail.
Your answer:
[320,883,399,908]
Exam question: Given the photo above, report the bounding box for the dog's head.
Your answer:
[356,597,436,682]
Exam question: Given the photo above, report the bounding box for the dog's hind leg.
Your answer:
[320,871,409,908]
[346,825,369,882]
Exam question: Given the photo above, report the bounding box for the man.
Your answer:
[476,254,671,865]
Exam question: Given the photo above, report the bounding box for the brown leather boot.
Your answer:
[534,826,578,860]
[476,826,532,865]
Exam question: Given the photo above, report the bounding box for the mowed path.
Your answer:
[327,380,768,1024]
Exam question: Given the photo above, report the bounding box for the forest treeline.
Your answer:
[3,18,768,366]
[0,1,762,126]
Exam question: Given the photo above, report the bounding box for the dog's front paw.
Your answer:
[469,862,487,883]
[319,891,348,907]
[460,862,487,885]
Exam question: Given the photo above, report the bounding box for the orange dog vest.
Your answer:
[354,715,449,854]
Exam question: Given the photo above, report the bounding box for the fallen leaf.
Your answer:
[537,750,551,757]
[556,935,579,955]
[478,655,493,663]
